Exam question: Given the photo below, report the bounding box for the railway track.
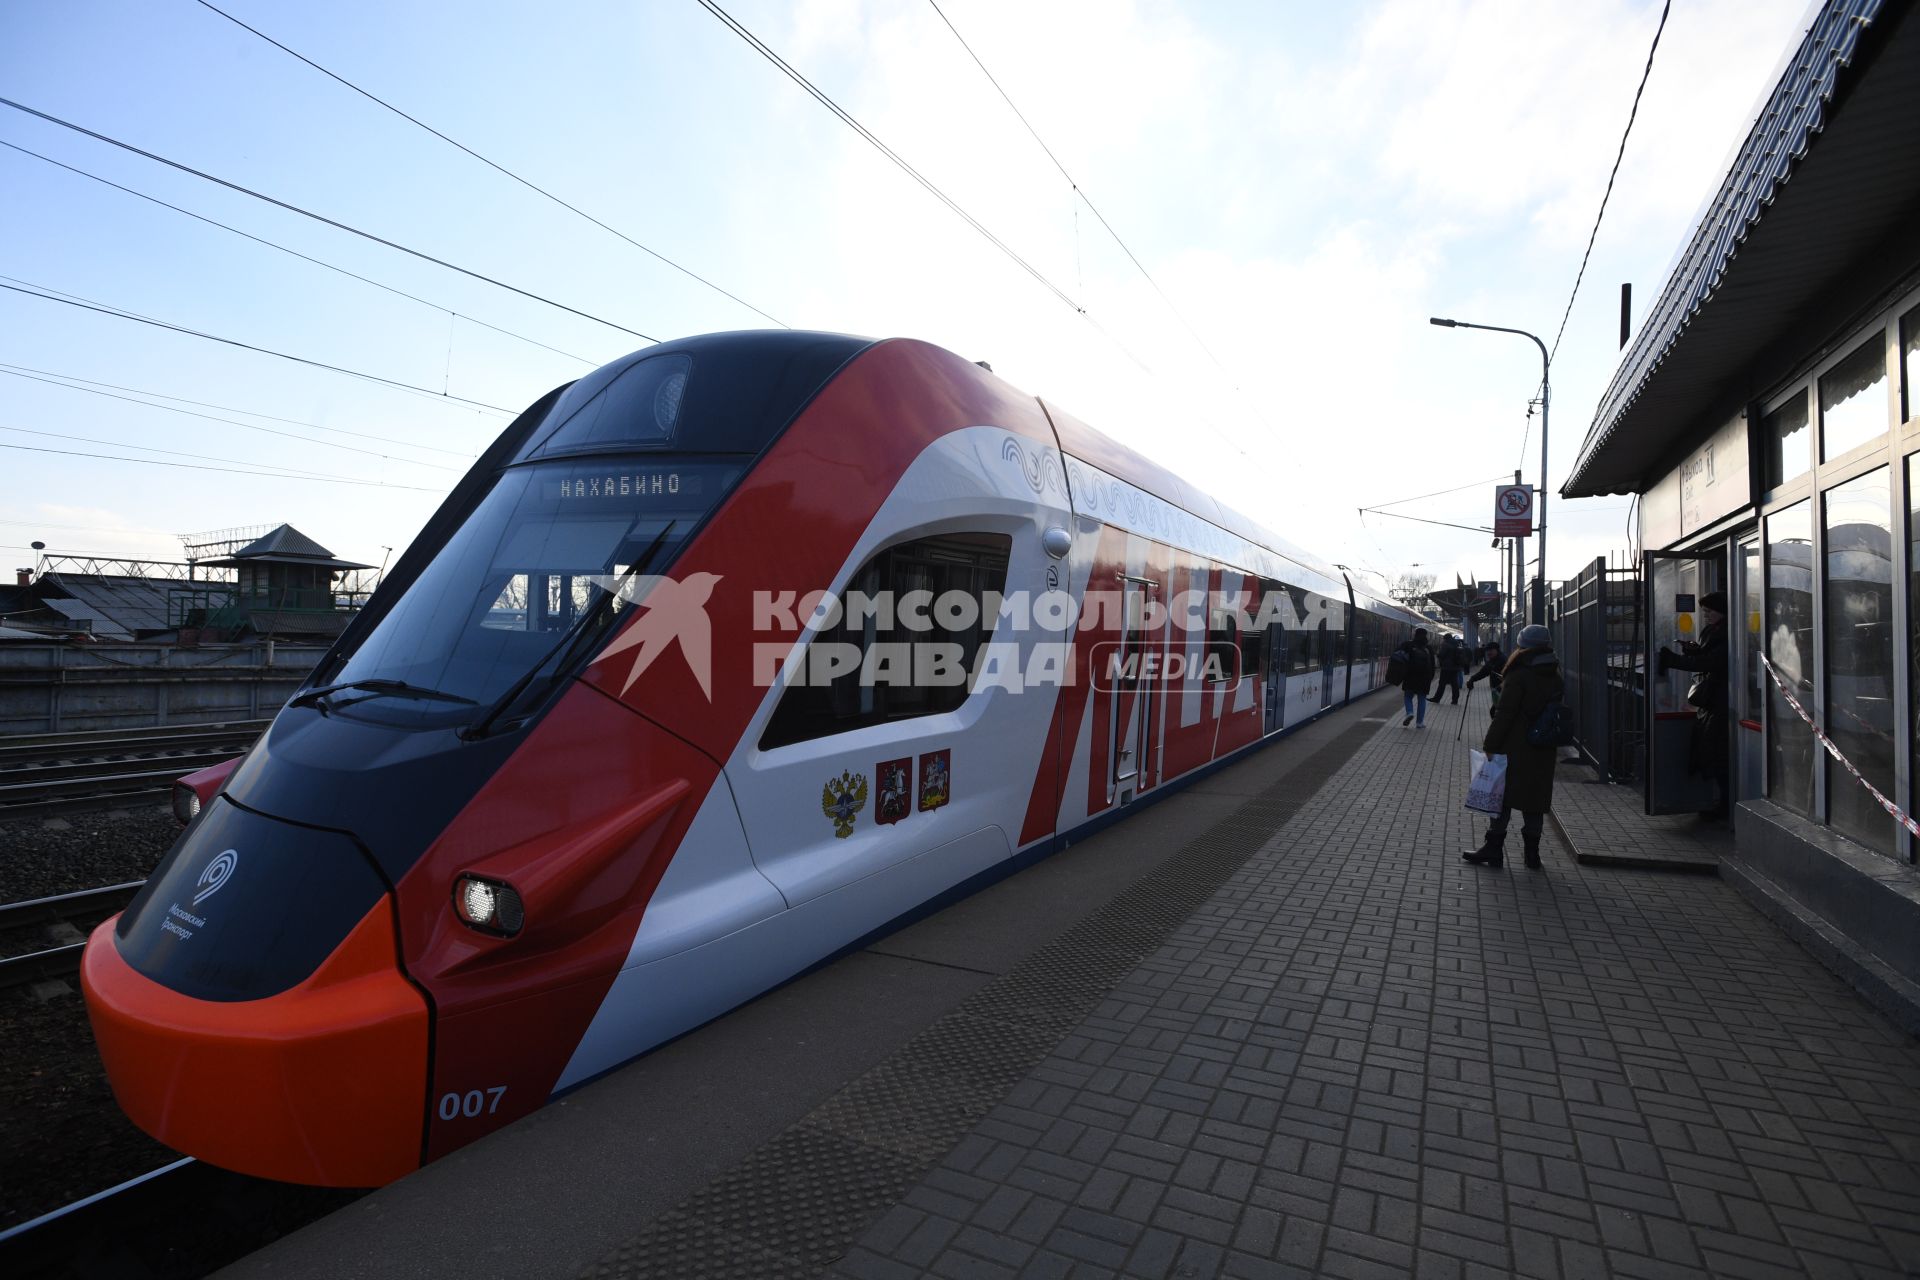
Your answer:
[0,720,266,820]
[0,881,144,989]
[0,1153,362,1278]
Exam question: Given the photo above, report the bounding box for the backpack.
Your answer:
[1385,647,1407,685]
[1527,694,1576,747]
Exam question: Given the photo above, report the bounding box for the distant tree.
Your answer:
[1389,571,1435,609]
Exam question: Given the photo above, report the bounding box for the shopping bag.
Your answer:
[1464,750,1507,815]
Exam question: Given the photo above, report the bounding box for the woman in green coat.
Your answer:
[1463,624,1564,870]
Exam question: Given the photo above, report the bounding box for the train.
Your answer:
[82,332,1425,1187]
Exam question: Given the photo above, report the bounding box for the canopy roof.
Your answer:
[1564,0,1920,498]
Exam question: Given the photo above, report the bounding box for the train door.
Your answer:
[1644,549,1725,814]
[1317,618,1336,710]
[1263,616,1285,734]
[1111,576,1156,800]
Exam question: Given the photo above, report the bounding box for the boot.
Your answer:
[1461,830,1504,868]
[1522,832,1542,870]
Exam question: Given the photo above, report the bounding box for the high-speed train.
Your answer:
[83,332,1424,1187]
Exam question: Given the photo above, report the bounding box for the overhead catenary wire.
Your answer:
[693,0,1084,317]
[0,140,598,369]
[192,0,786,329]
[1358,473,1515,515]
[0,97,659,346]
[0,440,442,490]
[0,366,465,471]
[0,423,439,488]
[1547,0,1672,363]
[925,0,1238,384]
[0,361,471,457]
[694,0,1258,470]
[0,279,521,414]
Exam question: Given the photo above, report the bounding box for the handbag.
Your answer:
[1464,750,1507,815]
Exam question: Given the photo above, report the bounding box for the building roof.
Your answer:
[200,523,373,571]
[40,575,167,636]
[1564,0,1920,498]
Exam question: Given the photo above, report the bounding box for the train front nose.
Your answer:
[79,796,429,1187]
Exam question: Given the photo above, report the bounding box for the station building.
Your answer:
[1564,0,1920,999]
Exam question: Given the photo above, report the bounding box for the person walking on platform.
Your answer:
[1392,628,1436,728]
[1431,635,1468,704]
[1462,624,1562,870]
[1465,641,1506,711]
[1657,590,1730,820]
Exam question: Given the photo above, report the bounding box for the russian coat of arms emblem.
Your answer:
[820,769,869,838]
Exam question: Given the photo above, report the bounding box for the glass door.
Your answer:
[1734,534,1765,805]
[1643,548,1726,815]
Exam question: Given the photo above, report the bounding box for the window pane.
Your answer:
[1765,501,1816,816]
[1903,305,1919,424]
[1740,541,1762,724]
[1910,457,1920,843]
[759,533,1012,749]
[1820,336,1888,462]
[531,354,691,457]
[1823,468,1894,853]
[1764,393,1810,489]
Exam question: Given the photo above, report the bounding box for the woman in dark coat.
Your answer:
[1463,624,1564,870]
[1656,590,1730,818]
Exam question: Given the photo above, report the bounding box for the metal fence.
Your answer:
[1548,555,1644,782]
[0,642,326,734]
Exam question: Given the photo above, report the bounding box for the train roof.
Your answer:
[539,332,1421,622]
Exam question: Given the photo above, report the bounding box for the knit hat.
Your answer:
[1517,623,1550,648]
[1700,591,1726,613]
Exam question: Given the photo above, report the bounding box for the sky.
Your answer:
[0,0,1817,599]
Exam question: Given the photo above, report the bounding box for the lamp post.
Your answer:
[1429,317,1549,625]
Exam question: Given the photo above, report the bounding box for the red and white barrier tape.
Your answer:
[1757,652,1920,839]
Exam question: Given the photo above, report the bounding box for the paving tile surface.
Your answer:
[833,700,1920,1279]
[1550,762,1728,872]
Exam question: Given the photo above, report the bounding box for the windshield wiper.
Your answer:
[290,678,478,710]
[462,521,677,741]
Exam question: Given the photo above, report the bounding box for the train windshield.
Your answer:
[324,456,742,727]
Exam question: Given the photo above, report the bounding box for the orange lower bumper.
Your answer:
[81,903,429,1187]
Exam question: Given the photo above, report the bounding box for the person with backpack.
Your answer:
[1431,635,1469,704]
[1462,624,1564,869]
[1465,641,1506,711]
[1390,627,1437,728]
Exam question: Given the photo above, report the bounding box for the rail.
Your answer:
[0,881,144,988]
[0,721,265,819]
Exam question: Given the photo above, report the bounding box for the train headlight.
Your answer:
[453,874,524,937]
[172,783,202,825]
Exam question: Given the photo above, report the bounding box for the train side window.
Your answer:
[1206,609,1238,683]
[1238,614,1263,680]
[759,532,1012,749]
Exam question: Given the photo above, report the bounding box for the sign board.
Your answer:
[1494,485,1534,538]
[1477,581,1498,598]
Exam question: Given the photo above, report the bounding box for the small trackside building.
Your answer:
[1563,0,1920,1015]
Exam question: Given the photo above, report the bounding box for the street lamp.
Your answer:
[1429,316,1550,625]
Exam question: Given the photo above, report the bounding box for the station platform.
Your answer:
[227,695,1920,1279]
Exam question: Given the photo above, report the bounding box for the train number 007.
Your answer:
[438,1086,507,1120]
